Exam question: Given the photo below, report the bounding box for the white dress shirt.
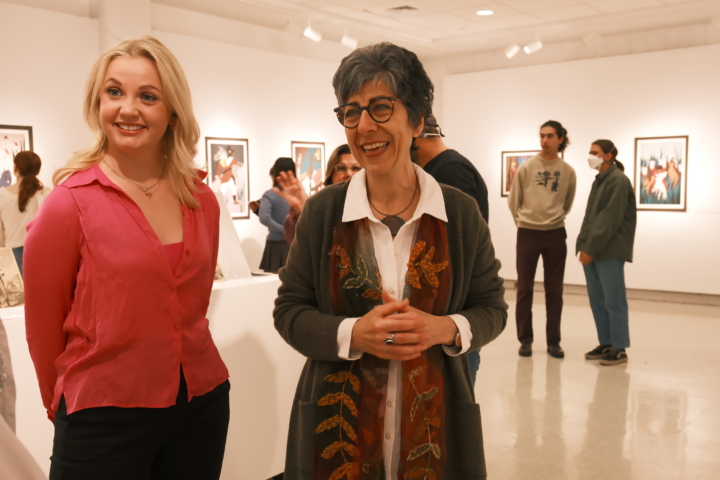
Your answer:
[336,164,473,479]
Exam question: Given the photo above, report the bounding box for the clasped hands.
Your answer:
[349,291,459,361]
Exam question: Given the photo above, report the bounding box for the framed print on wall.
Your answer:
[205,137,250,219]
[0,125,33,188]
[501,150,539,197]
[634,136,688,212]
[291,141,325,196]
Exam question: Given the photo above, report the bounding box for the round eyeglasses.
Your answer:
[334,96,402,129]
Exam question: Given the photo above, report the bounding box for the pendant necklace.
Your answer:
[367,171,419,236]
[103,158,167,199]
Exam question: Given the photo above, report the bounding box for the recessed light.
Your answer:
[476,10,494,16]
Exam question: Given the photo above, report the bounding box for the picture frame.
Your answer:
[205,137,250,220]
[0,247,24,308]
[291,141,325,197]
[0,125,33,188]
[501,150,540,197]
[634,136,688,212]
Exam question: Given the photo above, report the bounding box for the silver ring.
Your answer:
[385,333,396,345]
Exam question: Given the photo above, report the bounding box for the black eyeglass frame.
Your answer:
[333,96,403,129]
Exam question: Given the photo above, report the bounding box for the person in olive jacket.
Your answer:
[577,139,637,366]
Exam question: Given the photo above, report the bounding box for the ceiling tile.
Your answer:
[582,0,664,13]
[400,12,481,31]
[504,0,580,14]
[533,4,602,21]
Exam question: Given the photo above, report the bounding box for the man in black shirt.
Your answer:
[413,114,489,386]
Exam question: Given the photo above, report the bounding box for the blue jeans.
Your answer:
[583,258,630,349]
[467,349,480,386]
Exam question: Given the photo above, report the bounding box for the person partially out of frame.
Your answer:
[274,42,507,479]
[24,36,230,480]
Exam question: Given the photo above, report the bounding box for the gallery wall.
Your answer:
[444,43,720,295]
[0,3,347,271]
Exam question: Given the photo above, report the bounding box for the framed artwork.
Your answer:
[205,137,250,220]
[291,141,325,196]
[634,136,688,212]
[0,125,33,188]
[501,150,539,197]
[0,247,24,308]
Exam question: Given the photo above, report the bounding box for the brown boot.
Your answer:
[518,342,532,357]
[547,343,565,359]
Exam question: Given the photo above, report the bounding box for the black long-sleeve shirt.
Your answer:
[422,149,489,223]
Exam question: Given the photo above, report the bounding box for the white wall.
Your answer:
[444,43,720,295]
[0,3,98,186]
[152,31,345,269]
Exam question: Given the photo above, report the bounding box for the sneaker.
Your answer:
[585,344,612,360]
[547,343,565,358]
[600,349,628,366]
[518,342,532,357]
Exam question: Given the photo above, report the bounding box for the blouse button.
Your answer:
[388,288,395,295]
[185,250,190,256]
[385,433,391,440]
[387,400,392,408]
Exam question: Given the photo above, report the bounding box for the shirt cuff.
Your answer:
[337,317,363,360]
[442,314,473,356]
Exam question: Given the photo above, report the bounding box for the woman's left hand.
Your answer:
[384,294,459,348]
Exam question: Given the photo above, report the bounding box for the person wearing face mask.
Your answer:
[576,140,636,366]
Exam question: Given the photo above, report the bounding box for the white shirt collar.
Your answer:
[342,163,448,224]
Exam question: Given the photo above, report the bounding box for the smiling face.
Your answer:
[344,80,423,178]
[331,153,362,184]
[98,56,174,158]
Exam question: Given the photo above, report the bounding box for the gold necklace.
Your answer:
[103,159,167,199]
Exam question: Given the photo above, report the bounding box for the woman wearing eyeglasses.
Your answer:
[324,144,362,186]
[274,42,507,479]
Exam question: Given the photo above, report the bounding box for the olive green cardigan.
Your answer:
[274,181,508,479]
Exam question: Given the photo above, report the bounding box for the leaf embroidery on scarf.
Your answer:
[362,267,383,300]
[403,467,438,480]
[344,255,369,289]
[317,363,361,479]
[406,241,448,292]
[405,367,442,477]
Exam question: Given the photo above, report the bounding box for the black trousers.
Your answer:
[515,227,567,345]
[50,373,230,480]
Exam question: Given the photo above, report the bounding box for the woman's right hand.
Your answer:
[274,171,307,215]
[350,291,430,361]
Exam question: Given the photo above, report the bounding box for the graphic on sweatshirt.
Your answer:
[536,171,562,191]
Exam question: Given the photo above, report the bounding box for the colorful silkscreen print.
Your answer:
[0,248,23,308]
[205,137,250,219]
[292,141,325,197]
[0,125,33,188]
[634,136,688,211]
[501,150,539,197]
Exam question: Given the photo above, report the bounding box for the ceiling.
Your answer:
[10,0,720,58]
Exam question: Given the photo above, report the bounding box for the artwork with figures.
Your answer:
[501,150,539,197]
[0,248,23,308]
[206,137,250,219]
[0,125,33,188]
[291,141,325,196]
[634,136,688,211]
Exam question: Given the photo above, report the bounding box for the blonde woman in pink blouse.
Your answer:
[24,37,230,480]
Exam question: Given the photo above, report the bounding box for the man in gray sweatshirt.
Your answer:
[508,120,576,358]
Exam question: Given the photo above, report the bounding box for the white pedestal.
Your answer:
[1,275,304,479]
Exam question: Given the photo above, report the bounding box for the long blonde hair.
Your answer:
[53,36,202,208]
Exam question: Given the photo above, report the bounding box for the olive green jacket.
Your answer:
[274,181,508,479]
[576,165,637,263]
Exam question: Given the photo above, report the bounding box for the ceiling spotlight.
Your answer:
[303,25,322,43]
[524,40,543,55]
[341,32,358,49]
[504,44,520,59]
[583,33,601,47]
[476,10,494,16]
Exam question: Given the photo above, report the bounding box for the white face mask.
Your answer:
[587,155,604,170]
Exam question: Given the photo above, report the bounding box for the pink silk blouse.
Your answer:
[24,165,229,421]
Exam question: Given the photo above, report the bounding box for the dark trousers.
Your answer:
[516,227,567,345]
[50,373,230,480]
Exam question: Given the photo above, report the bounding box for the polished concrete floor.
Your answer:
[476,290,720,480]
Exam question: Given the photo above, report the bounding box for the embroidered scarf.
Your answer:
[314,214,452,480]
